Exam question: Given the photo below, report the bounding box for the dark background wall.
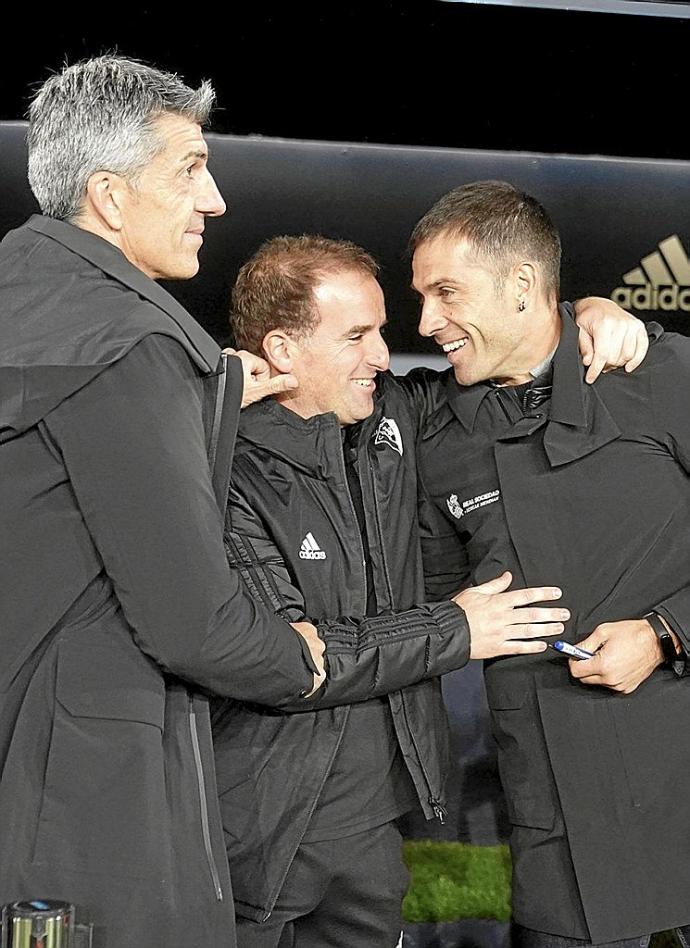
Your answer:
[1,2,688,161]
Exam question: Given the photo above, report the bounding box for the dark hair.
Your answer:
[231,235,380,354]
[410,180,561,301]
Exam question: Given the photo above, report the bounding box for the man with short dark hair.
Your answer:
[214,233,648,948]
[0,56,324,948]
[412,180,690,947]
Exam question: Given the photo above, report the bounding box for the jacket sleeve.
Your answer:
[386,366,449,429]
[382,369,474,598]
[42,334,314,702]
[418,471,473,602]
[225,481,471,710]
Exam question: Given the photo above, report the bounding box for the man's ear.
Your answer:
[515,261,538,310]
[262,330,297,373]
[83,171,130,232]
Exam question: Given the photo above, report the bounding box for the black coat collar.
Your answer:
[25,215,219,373]
[442,303,621,466]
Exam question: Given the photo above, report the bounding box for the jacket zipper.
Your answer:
[188,695,224,902]
[366,455,395,603]
[399,695,447,824]
[494,387,517,425]
[263,428,365,921]
[366,453,446,824]
[261,707,350,922]
[336,426,368,610]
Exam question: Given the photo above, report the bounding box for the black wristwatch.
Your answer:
[645,611,679,666]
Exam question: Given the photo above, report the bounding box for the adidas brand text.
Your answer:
[299,532,326,560]
[611,234,690,313]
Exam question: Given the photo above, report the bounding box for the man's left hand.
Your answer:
[568,617,665,693]
[574,297,649,384]
[224,348,298,407]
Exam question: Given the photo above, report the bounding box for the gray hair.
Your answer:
[27,55,216,221]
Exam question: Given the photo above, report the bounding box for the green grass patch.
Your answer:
[402,840,511,923]
[402,841,682,945]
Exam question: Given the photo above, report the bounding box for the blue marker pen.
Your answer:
[549,640,594,660]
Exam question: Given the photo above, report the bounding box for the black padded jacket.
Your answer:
[212,372,471,922]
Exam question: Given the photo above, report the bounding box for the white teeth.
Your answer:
[442,338,468,353]
[353,379,373,387]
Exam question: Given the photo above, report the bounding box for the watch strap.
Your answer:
[645,611,679,666]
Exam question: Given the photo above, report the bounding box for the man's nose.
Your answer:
[418,298,447,338]
[367,332,390,372]
[198,168,226,217]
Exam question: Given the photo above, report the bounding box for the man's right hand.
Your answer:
[225,349,298,407]
[291,620,327,695]
[453,571,568,659]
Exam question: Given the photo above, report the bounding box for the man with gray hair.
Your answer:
[0,56,325,948]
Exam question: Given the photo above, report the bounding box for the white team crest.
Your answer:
[446,494,464,519]
[447,489,500,520]
[374,417,403,456]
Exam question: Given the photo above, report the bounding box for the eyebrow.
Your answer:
[411,278,457,291]
[342,318,388,337]
[179,149,208,163]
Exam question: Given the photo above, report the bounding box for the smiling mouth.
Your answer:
[352,378,375,388]
[441,337,468,353]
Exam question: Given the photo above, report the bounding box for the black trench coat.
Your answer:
[416,312,690,942]
[0,217,314,947]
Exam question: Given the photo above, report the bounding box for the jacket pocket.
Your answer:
[55,651,165,729]
[33,627,168,877]
[486,684,556,831]
[608,674,690,812]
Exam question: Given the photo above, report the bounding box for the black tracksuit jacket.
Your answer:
[212,373,470,922]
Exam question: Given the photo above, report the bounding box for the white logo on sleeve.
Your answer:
[374,417,403,456]
[447,489,500,519]
[299,532,327,560]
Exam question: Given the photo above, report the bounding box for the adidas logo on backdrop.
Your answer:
[299,532,326,560]
[611,235,690,313]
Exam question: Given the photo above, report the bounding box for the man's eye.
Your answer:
[186,164,196,177]
[348,334,363,342]
[439,287,454,299]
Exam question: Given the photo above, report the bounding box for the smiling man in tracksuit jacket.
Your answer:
[212,235,645,948]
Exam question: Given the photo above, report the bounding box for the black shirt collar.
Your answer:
[445,302,584,433]
[548,302,589,428]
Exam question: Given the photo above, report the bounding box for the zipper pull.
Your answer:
[430,798,447,824]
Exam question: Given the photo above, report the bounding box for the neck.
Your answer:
[72,213,130,260]
[493,303,561,386]
[273,388,303,414]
